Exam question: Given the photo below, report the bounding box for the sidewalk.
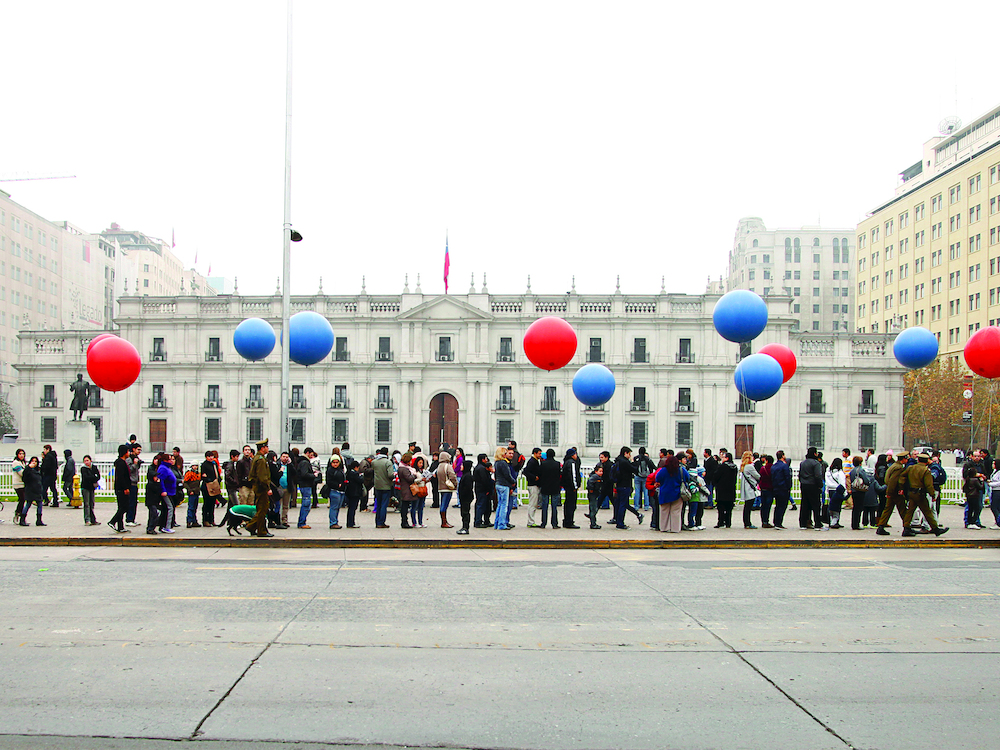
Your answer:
[2,501,997,548]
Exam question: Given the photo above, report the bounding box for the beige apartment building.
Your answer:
[855,104,1000,355]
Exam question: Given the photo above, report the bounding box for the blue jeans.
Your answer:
[634,477,649,509]
[540,493,559,527]
[374,489,392,526]
[328,490,345,526]
[439,491,453,514]
[187,490,200,525]
[410,497,425,526]
[495,485,510,529]
[705,481,715,508]
[297,485,313,526]
[614,487,631,527]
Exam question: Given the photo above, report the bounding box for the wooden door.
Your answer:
[429,394,459,452]
[149,419,167,453]
[734,424,754,458]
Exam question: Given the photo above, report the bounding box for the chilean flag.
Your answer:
[443,234,450,294]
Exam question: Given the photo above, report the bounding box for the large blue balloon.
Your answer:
[713,290,768,343]
[893,326,938,370]
[734,353,783,402]
[233,317,276,361]
[289,311,334,366]
[572,364,616,407]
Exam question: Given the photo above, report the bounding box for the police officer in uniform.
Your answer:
[244,439,274,537]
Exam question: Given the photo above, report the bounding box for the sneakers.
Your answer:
[160,528,175,533]
[456,528,469,535]
[126,522,140,527]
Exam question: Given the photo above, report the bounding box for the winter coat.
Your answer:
[739,463,761,503]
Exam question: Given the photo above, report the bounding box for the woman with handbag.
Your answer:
[396,452,419,529]
[325,455,347,529]
[12,448,28,526]
[200,450,222,527]
[654,454,688,532]
[739,451,761,529]
[848,455,880,530]
[409,455,430,527]
[825,457,848,529]
[436,451,458,528]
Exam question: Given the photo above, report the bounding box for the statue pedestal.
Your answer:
[64,419,95,458]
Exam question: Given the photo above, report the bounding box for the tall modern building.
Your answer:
[855,103,1000,353]
[15,285,903,463]
[101,223,215,299]
[724,218,855,333]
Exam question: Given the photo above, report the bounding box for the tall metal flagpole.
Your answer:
[280,0,293,453]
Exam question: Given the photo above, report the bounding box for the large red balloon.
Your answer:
[758,343,797,383]
[964,326,1000,379]
[87,336,142,392]
[523,317,577,371]
[86,333,117,355]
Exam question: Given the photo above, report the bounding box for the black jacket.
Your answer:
[80,464,100,491]
[613,455,635,489]
[713,459,738,502]
[523,456,541,486]
[345,468,364,499]
[703,455,719,484]
[458,472,474,503]
[538,457,562,495]
[114,457,131,491]
[41,451,58,479]
[325,464,346,493]
[473,462,494,495]
[798,457,824,486]
[23,465,42,498]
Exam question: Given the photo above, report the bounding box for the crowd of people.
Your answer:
[9,436,999,537]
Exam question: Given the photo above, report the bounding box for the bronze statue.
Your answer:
[69,373,90,421]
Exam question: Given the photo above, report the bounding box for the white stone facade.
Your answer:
[13,289,904,465]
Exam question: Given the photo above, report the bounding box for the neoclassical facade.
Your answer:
[14,286,904,463]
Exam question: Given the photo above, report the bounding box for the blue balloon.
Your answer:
[713,290,768,343]
[572,364,616,407]
[734,353,783,402]
[289,311,334,366]
[893,326,938,370]
[233,317,276,361]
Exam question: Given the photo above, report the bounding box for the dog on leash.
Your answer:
[222,504,257,536]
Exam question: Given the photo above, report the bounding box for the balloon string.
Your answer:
[913,375,931,446]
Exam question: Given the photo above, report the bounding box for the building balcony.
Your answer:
[496,352,516,362]
[859,402,878,414]
[374,399,394,410]
[203,399,223,409]
[375,350,393,362]
[674,401,695,413]
[495,400,516,411]
[587,352,605,363]
[289,399,308,410]
[39,398,58,408]
[676,352,696,364]
[735,400,756,414]
[333,351,350,362]
[436,351,455,362]
[806,402,827,414]
[245,399,265,409]
[330,399,350,410]
[88,398,105,409]
[630,401,649,412]
[148,398,167,409]
[584,404,605,412]
[540,400,561,412]
[149,351,167,362]
[630,352,649,363]
[205,352,222,362]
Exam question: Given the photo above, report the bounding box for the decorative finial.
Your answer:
[526,274,531,293]
[571,275,576,292]
[616,274,621,293]
[233,276,239,295]
[482,272,489,294]
[318,276,323,294]
[361,275,366,292]
[415,273,422,293]
[276,277,281,294]
[403,273,410,293]
[660,276,666,293]
[469,272,475,294]
[180,277,186,294]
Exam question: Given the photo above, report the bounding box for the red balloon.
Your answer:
[964,326,1000,378]
[87,336,142,392]
[523,317,577,371]
[758,343,797,383]
[86,333,117,355]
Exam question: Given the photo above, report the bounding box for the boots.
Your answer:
[440,511,453,528]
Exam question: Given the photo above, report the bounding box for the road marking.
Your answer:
[712,566,882,570]
[798,593,994,598]
[166,596,286,600]
[194,566,389,571]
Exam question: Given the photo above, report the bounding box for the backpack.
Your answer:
[610,461,620,483]
[850,468,869,492]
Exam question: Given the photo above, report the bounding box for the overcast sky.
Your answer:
[3,1,997,298]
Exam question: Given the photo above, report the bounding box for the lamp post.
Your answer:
[280,0,293,453]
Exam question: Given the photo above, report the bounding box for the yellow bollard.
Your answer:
[70,474,82,508]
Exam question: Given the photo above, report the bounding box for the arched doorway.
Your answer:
[429,393,459,451]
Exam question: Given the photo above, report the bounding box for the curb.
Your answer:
[2,537,999,550]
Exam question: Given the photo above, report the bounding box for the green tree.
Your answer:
[0,392,15,435]
[904,358,1000,451]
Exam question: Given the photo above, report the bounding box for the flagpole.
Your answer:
[279,0,293,453]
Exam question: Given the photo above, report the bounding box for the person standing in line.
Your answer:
[410,455,430,528]
[108,444,132,533]
[428,450,441,509]
[825,457,848,529]
[702,448,718,509]
[713,451,738,528]
[156,453,178,533]
[757,454,774,528]
[873,454,890,519]
[357,453,374,511]
[473,453,494,528]
[144,453,163,534]
[22,457,46,526]
[236,445,254,506]
[586,465,604,529]
[523,447,543,528]
[244,439,274,538]
[987,457,1000,529]
[170,447,185,515]
[343,459,363,529]
[396,452,418,529]
[184,461,203,529]
[537,448,562,529]
[125,443,143,527]
[494,447,516,530]
[40,444,60,507]
[61,450,76,506]
[612,447,640,530]
[12,448,28,526]
[561,448,581,529]
[770,451,792,529]
[223,450,241,509]
[294,448,316,529]
[655,454,689,533]
[436,451,458,528]
[79,455,100,526]
[326,455,348,529]
[798,447,824,530]
[848,455,878,530]
[371,447,394,528]
[928,451,947,520]
[632,447,655,511]
[648,449,669,530]
[274,451,294,529]
[864,448,877,471]
[456,458,474,535]
[739,451,761,529]
[507,440,525,510]
[201,450,223,527]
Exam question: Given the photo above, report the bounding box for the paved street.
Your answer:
[1,545,998,750]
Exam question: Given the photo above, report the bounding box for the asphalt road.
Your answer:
[1,546,998,750]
